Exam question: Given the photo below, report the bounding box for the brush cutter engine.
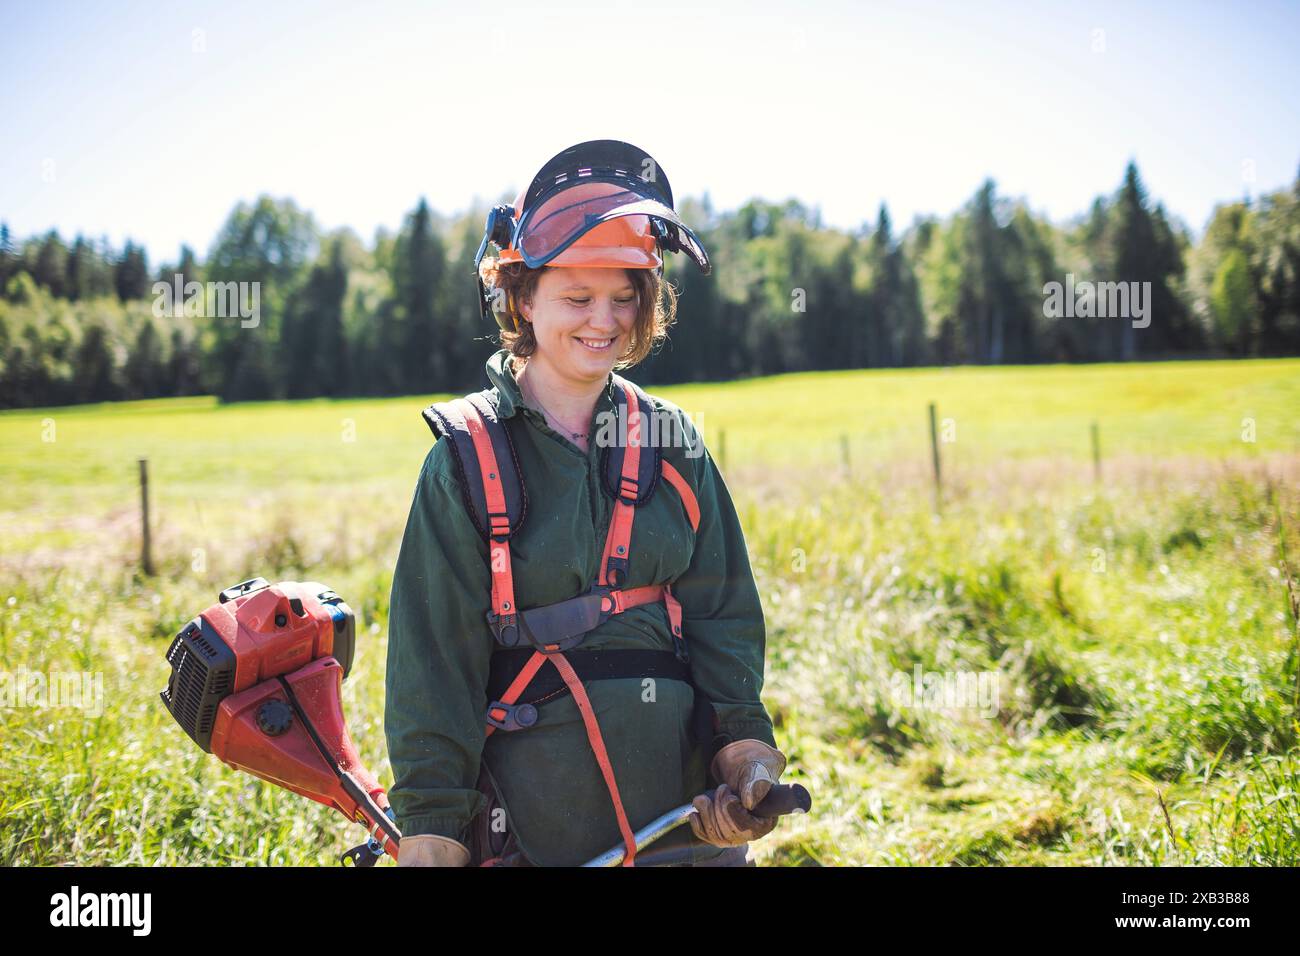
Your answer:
[159,577,400,865]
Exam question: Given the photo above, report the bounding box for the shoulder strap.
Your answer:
[600,375,701,534]
[598,375,661,507]
[422,390,527,541]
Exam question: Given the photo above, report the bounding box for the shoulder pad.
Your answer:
[422,390,527,540]
[598,375,662,507]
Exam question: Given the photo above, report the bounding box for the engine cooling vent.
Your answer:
[159,618,236,752]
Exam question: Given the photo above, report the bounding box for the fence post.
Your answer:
[928,402,942,510]
[718,428,727,472]
[139,458,155,576]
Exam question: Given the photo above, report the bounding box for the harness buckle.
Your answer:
[487,511,512,540]
[486,610,520,647]
[485,700,539,732]
[604,558,629,588]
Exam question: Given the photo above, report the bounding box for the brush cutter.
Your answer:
[159,577,400,863]
[160,578,810,867]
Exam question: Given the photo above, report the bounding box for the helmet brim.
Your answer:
[515,180,710,275]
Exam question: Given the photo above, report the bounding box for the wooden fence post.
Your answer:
[139,458,155,576]
[928,402,942,510]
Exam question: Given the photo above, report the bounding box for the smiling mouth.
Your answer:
[575,336,614,352]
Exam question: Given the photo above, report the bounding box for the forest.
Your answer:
[2,160,1298,408]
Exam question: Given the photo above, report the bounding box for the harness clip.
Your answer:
[486,610,520,647]
[485,700,539,732]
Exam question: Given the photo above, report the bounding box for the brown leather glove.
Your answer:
[710,739,787,811]
[690,783,777,847]
[396,834,470,867]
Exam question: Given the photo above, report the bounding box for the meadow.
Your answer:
[2,357,1299,865]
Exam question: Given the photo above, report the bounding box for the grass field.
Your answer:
[3,357,1300,865]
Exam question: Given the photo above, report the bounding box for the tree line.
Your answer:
[2,160,1298,409]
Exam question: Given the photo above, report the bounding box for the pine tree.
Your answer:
[390,198,446,393]
[114,241,151,301]
[33,231,68,297]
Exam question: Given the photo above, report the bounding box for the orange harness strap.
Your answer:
[660,460,700,532]
[461,393,518,625]
[547,652,639,866]
[485,650,547,737]
[598,382,643,588]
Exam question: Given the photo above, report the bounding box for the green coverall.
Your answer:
[384,348,777,866]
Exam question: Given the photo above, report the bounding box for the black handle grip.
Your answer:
[750,783,812,817]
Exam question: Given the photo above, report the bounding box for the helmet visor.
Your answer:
[514,179,710,274]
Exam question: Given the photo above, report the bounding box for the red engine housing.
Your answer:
[160,579,399,862]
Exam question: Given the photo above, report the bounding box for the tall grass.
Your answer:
[3,358,1299,865]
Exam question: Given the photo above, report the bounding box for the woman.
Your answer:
[384,140,786,866]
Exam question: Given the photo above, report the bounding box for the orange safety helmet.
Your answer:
[475,140,711,333]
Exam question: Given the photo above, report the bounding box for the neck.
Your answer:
[514,354,606,432]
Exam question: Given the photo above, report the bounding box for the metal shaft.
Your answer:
[583,803,698,867]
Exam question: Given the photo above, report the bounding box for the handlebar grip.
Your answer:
[751,783,812,817]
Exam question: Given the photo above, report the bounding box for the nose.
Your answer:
[586,297,620,332]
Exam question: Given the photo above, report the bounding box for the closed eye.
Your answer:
[564,295,635,307]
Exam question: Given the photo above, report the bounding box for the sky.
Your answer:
[2,0,1298,266]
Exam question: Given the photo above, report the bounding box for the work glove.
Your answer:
[690,783,777,847]
[396,834,470,867]
[710,739,787,811]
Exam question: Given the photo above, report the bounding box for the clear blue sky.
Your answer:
[2,0,1297,266]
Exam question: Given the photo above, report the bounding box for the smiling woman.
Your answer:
[385,140,786,868]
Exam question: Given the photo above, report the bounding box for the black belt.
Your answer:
[485,648,724,756]
[487,648,691,705]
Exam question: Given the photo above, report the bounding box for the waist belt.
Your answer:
[486,647,716,752]
[488,648,691,707]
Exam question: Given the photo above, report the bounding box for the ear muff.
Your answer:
[507,290,520,332]
[485,285,522,335]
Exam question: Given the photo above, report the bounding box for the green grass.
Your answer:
[2,357,1299,865]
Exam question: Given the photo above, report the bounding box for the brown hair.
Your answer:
[478,258,677,369]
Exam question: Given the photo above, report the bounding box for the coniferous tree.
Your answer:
[114,240,151,301]
[390,199,447,393]
[33,231,68,298]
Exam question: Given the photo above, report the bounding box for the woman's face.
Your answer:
[518,267,639,385]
